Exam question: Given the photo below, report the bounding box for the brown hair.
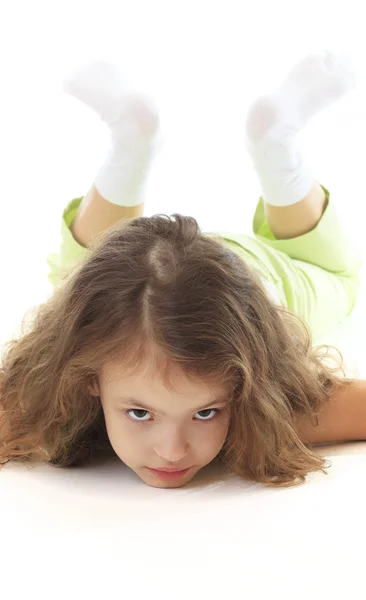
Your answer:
[0,213,349,486]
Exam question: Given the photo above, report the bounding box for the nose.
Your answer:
[153,426,189,463]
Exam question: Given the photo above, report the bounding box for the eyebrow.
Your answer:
[114,395,229,417]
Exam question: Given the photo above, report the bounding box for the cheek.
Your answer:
[195,416,230,458]
[215,417,231,447]
[102,409,142,460]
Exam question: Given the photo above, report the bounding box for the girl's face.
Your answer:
[93,359,231,488]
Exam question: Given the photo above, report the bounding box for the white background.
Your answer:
[1,2,366,599]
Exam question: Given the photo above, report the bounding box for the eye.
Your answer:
[127,409,152,422]
[194,409,220,421]
[125,408,221,423]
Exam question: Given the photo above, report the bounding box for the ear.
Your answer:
[88,379,100,397]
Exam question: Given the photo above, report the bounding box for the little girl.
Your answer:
[1,52,365,489]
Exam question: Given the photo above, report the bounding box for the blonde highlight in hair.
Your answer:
[0,213,348,485]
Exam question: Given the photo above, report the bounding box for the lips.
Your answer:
[146,466,192,480]
[150,467,188,472]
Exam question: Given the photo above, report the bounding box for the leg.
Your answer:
[218,185,362,340]
[219,215,362,340]
[245,52,355,240]
[70,185,144,248]
[264,184,328,240]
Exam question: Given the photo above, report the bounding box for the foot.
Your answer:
[277,51,355,126]
[244,51,355,207]
[63,60,160,141]
[246,51,355,143]
[63,60,161,207]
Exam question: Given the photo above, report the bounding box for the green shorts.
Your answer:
[47,187,363,341]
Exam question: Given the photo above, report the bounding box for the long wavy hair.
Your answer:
[0,213,349,486]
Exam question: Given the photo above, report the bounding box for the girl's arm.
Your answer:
[296,380,366,445]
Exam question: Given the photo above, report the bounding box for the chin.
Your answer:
[145,479,190,489]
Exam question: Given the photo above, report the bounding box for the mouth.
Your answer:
[146,467,192,480]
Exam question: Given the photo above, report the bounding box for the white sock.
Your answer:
[245,52,355,207]
[63,61,161,207]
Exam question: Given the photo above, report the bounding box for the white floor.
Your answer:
[1,2,366,599]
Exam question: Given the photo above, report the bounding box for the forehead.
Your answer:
[100,355,227,398]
